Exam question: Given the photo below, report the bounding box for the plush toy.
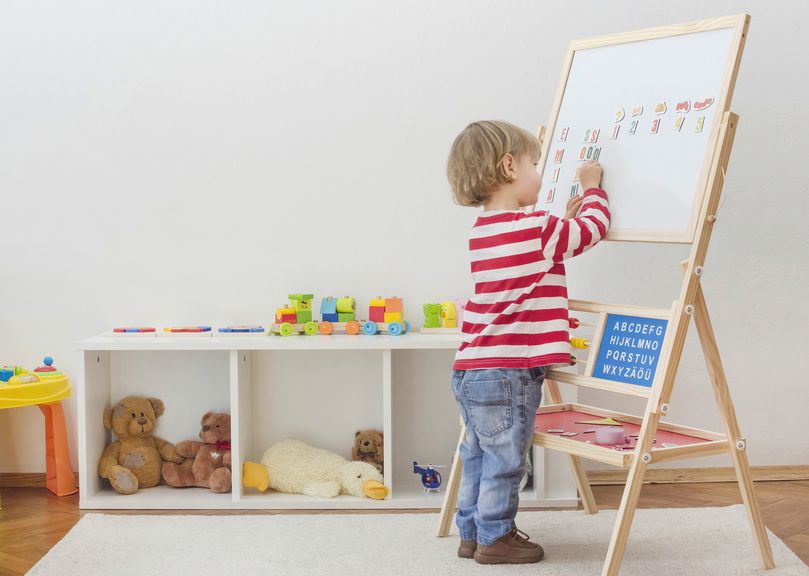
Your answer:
[98,396,184,495]
[242,439,388,499]
[351,429,384,473]
[162,412,232,493]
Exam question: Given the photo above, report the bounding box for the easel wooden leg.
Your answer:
[693,286,775,569]
[437,417,466,537]
[545,379,599,514]
[601,412,658,576]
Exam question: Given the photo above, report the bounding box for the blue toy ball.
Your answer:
[43,356,54,366]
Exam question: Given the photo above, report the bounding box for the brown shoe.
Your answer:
[474,529,544,564]
[457,539,477,558]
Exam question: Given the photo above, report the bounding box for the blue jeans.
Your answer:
[450,367,544,545]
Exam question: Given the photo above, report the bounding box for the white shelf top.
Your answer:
[78,332,463,351]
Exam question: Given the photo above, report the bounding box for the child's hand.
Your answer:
[565,195,583,219]
[580,160,603,191]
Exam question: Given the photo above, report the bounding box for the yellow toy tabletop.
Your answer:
[0,357,71,410]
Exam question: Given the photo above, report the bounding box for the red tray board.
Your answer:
[534,409,714,450]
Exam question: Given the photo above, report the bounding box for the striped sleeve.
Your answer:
[537,188,610,263]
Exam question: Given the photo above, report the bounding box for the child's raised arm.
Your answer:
[538,161,610,262]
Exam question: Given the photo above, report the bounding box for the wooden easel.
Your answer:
[437,108,775,574]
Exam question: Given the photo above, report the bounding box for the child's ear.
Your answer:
[499,153,516,181]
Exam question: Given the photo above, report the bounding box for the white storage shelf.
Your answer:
[77,333,577,510]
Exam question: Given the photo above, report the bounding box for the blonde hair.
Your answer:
[447,120,540,207]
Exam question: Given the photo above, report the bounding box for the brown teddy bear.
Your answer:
[351,429,384,473]
[162,412,232,493]
[98,396,184,495]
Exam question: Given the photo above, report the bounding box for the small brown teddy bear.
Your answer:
[98,396,184,495]
[162,412,232,493]
[351,429,384,473]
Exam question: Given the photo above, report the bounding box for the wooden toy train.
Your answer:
[271,294,410,336]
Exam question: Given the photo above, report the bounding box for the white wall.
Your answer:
[1,0,806,474]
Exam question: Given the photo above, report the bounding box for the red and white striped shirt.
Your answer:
[453,188,610,370]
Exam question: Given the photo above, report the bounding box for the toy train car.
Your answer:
[358,297,409,336]
[271,294,409,336]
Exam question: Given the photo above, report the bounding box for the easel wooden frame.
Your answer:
[538,14,750,243]
[437,15,775,576]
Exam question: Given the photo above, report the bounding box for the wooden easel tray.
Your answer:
[534,404,728,468]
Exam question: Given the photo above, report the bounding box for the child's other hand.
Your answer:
[580,160,603,191]
[565,195,583,219]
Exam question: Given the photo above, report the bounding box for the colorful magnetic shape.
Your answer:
[569,183,579,198]
[655,101,667,115]
[551,168,560,183]
[615,106,625,122]
[631,106,644,117]
[559,127,569,142]
[695,116,705,133]
[545,188,555,203]
[651,118,661,134]
[674,116,685,132]
[629,120,639,135]
[611,124,620,140]
[554,149,565,164]
[693,97,714,111]
[675,99,691,113]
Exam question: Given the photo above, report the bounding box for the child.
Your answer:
[446,120,610,564]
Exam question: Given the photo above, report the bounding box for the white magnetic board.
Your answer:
[538,16,748,242]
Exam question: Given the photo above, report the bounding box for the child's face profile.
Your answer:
[515,153,542,208]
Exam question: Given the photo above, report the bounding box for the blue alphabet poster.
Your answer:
[592,314,668,387]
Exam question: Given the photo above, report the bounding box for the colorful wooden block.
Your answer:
[370,306,385,322]
[385,298,403,313]
[320,297,337,315]
[280,313,297,324]
[338,312,355,323]
[384,312,403,323]
[296,310,312,324]
[424,315,440,328]
[322,313,339,323]
[336,297,355,313]
[369,299,385,307]
[288,294,313,311]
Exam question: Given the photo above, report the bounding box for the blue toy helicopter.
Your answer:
[413,461,446,493]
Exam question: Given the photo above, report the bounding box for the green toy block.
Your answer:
[423,303,440,315]
[424,314,441,328]
[338,312,355,323]
[296,310,312,324]
[289,293,314,311]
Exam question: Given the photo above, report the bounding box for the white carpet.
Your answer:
[27,505,808,576]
